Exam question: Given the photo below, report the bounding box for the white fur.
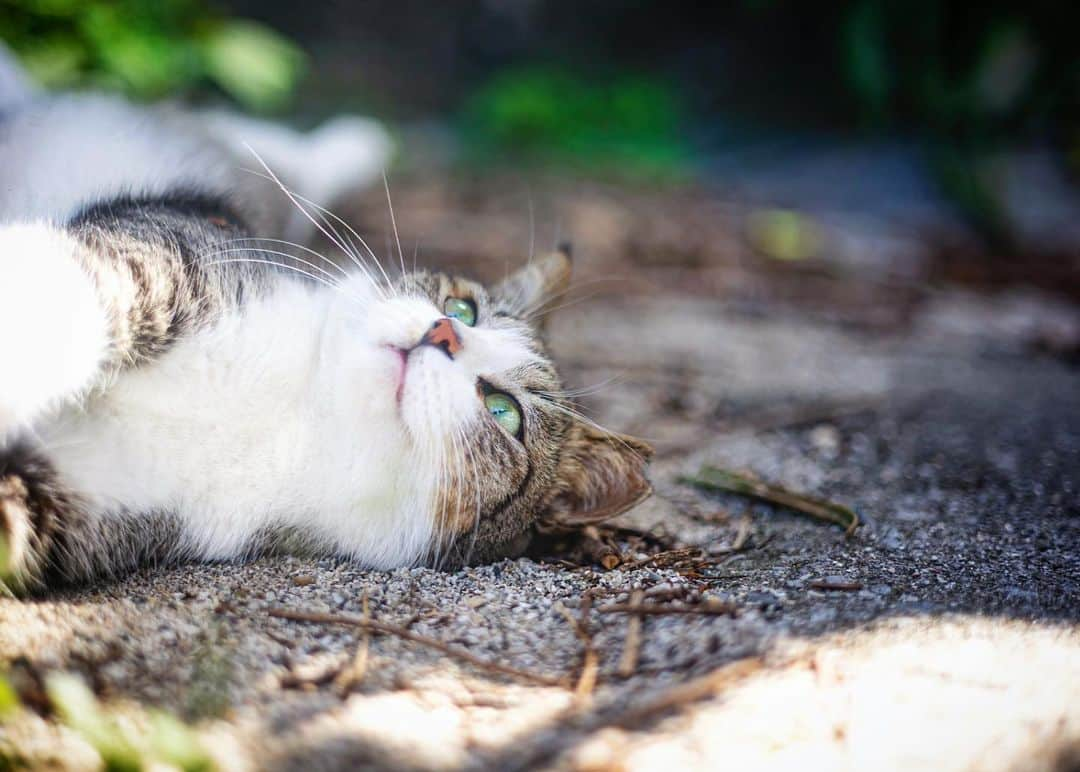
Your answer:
[0,224,109,439]
[0,42,35,110]
[37,276,535,567]
[0,94,393,236]
[0,88,523,569]
[0,95,239,225]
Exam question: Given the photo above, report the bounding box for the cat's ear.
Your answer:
[538,423,654,532]
[492,245,572,323]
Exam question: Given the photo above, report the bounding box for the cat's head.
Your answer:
[334,248,653,567]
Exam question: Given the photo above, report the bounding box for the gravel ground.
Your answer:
[1,177,1078,771]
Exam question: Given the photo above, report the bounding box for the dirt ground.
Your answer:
[1,174,1078,771]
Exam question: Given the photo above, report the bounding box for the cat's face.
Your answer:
[334,250,653,567]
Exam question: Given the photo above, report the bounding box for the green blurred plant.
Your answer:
[836,0,1056,241]
[461,66,690,179]
[0,0,305,111]
[746,0,1072,244]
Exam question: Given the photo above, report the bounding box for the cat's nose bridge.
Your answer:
[419,317,463,358]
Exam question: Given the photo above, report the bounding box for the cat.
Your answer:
[0,54,653,591]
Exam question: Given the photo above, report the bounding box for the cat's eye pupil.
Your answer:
[484,392,522,437]
[443,297,477,327]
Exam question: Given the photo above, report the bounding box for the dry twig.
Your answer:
[555,596,598,700]
[808,579,863,592]
[681,466,860,535]
[618,547,703,572]
[610,656,765,728]
[618,590,645,678]
[269,607,567,688]
[582,525,622,570]
[333,590,371,694]
[731,515,753,551]
[597,599,737,617]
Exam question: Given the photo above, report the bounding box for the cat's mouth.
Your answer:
[386,345,410,407]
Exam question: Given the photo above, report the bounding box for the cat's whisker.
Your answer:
[239,154,391,300]
[217,237,351,278]
[201,257,358,300]
[527,194,536,268]
[199,247,348,291]
[538,374,626,399]
[545,401,650,463]
[518,276,628,320]
[382,171,407,281]
[246,170,398,296]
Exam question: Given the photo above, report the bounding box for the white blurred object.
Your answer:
[0,41,36,111]
[201,110,395,241]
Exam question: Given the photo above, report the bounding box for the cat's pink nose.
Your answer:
[420,317,463,358]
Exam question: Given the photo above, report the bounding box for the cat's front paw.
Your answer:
[0,223,110,442]
[0,474,36,593]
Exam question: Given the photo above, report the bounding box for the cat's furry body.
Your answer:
[0,72,652,590]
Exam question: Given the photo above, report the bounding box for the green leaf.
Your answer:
[0,675,20,720]
[45,673,141,772]
[842,0,892,124]
[148,711,214,772]
[201,21,305,112]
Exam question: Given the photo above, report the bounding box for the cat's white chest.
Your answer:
[38,284,435,568]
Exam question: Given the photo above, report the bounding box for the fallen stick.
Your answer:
[808,579,863,592]
[555,597,598,700]
[333,590,372,695]
[617,590,645,678]
[268,607,567,688]
[680,466,860,535]
[618,547,703,572]
[597,600,737,617]
[609,656,765,728]
[581,525,622,570]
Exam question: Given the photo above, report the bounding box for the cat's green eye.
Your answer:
[484,392,522,437]
[443,297,477,327]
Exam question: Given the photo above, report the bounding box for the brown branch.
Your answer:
[731,514,753,551]
[618,590,645,678]
[333,590,371,695]
[582,525,622,570]
[597,600,737,617]
[610,656,765,728]
[555,596,598,700]
[618,547,703,572]
[681,466,860,535]
[808,579,863,592]
[269,607,567,688]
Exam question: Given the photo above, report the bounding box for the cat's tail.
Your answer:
[0,42,36,112]
[199,110,395,242]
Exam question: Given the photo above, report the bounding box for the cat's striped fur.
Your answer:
[0,78,652,592]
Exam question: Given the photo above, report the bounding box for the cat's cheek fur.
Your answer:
[0,223,109,440]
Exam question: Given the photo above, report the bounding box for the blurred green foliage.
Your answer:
[836,0,1051,138]
[828,0,1068,242]
[462,67,690,178]
[46,672,216,772]
[0,0,304,111]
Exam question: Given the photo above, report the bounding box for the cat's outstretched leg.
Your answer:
[0,442,74,593]
[1,192,256,443]
[0,224,111,441]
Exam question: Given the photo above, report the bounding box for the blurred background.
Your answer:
[2,8,1079,768]
[2,0,1078,347]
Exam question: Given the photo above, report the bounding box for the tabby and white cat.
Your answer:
[0,56,652,590]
